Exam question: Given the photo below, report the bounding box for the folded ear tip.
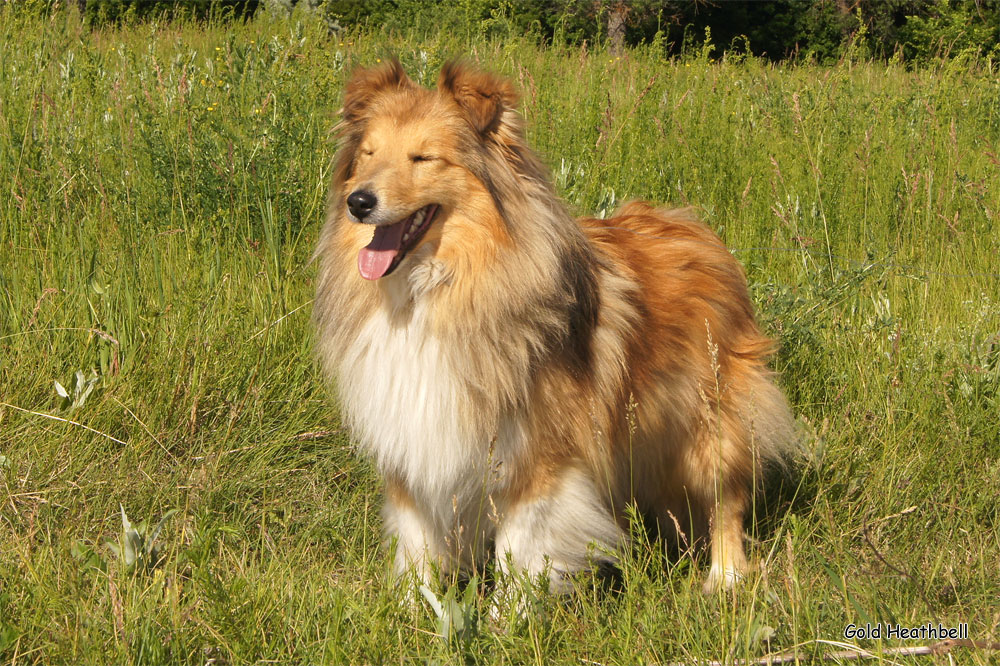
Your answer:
[342,58,413,122]
[437,61,518,135]
[437,59,464,91]
[388,57,405,74]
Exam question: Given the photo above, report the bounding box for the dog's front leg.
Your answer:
[382,483,451,589]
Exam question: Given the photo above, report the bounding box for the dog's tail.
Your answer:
[743,369,797,472]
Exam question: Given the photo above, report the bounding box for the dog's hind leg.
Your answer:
[494,466,623,596]
[682,425,753,594]
[701,486,749,593]
[698,379,792,593]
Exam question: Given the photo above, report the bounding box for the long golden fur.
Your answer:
[314,60,794,595]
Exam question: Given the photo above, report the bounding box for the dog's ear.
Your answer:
[438,61,518,136]
[342,59,412,124]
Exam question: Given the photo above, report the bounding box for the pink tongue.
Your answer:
[358,220,406,280]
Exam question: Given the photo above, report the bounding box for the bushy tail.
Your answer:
[746,373,797,471]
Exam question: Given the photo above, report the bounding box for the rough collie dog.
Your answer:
[314,60,794,596]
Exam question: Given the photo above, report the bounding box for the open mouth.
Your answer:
[357,204,440,280]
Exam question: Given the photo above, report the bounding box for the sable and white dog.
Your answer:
[314,60,794,595]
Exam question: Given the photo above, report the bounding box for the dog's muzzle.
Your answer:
[347,190,378,221]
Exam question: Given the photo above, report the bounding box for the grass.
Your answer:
[1,6,999,665]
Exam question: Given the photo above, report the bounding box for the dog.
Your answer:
[314,60,794,597]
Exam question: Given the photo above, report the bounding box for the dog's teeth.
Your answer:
[413,211,425,225]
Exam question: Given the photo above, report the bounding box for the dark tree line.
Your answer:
[60,0,1000,64]
[73,0,259,23]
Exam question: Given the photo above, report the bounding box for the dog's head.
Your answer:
[332,60,521,281]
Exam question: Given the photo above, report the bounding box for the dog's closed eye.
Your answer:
[410,154,435,163]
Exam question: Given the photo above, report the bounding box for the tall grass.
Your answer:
[1,6,998,665]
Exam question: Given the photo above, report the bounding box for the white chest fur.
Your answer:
[336,300,519,523]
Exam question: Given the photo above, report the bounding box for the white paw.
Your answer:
[702,563,745,594]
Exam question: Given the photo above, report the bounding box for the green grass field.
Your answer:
[2,6,999,665]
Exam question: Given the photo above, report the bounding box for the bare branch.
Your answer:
[660,638,1000,666]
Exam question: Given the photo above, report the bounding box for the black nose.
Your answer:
[347,190,378,220]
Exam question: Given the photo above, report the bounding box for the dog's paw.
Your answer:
[702,563,745,594]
